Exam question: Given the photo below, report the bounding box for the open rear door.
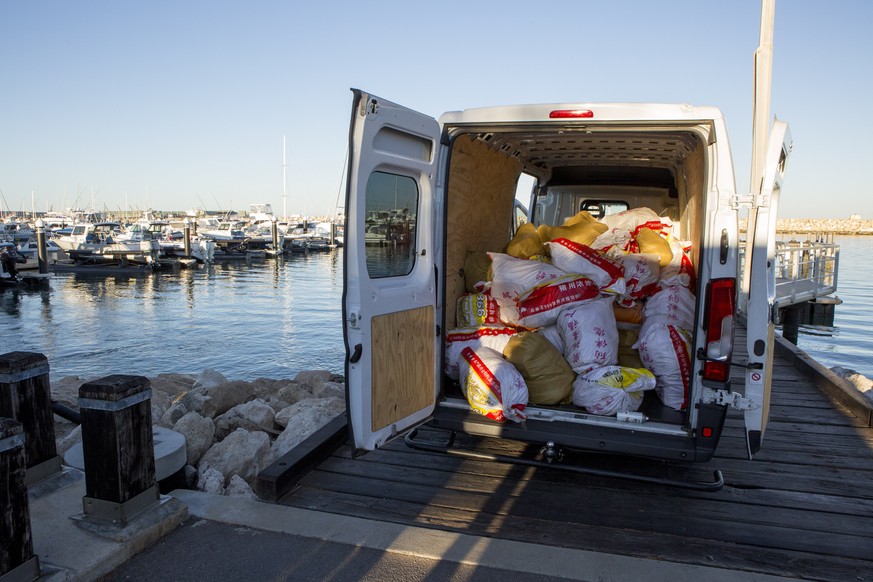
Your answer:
[343,90,441,452]
[742,119,792,458]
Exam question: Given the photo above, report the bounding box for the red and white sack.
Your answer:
[444,326,518,380]
[459,346,528,423]
[615,251,661,302]
[643,284,696,331]
[557,297,619,374]
[456,293,502,328]
[513,274,601,328]
[634,323,693,410]
[572,366,657,416]
[599,207,663,235]
[486,252,565,306]
[659,240,696,289]
[545,238,626,295]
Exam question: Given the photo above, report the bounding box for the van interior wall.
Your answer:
[445,135,522,329]
[679,138,705,273]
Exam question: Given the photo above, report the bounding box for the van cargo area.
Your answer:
[433,120,723,461]
[344,93,789,468]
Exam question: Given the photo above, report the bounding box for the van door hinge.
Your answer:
[702,388,758,410]
[731,194,756,209]
[347,311,360,329]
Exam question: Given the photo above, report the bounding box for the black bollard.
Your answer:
[183,219,192,258]
[35,219,48,274]
[78,375,158,524]
[0,417,40,580]
[0,351,60,485]
[271,216,279,252]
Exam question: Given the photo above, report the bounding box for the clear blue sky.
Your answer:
[1,1,870,219]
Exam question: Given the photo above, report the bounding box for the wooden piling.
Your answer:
[0,351,60,485]
[0,417,40,580]
[78,374,158,524]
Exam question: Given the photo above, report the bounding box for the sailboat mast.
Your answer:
[282,135,287,220]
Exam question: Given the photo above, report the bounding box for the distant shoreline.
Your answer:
[752,218,873,236]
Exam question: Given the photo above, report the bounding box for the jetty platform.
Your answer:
[19,322,871,581]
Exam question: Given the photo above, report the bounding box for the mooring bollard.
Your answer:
[0,417,40,580]
[271,215,279,252]
[78,374,158,524]
[183,218,192,258]
[0,351,60,485]
[35,219,48,274]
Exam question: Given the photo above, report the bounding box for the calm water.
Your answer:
[1,251,346,382]
[794,235,873,379]
[1,237,871,384]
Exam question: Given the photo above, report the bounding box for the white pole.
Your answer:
[750,0,776,196]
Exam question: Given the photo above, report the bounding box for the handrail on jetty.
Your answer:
[739,233,840,311]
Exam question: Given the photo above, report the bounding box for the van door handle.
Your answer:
[349,343,362,363]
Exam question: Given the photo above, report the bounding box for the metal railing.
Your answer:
[739,234,840,311]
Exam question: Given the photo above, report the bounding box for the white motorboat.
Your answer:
[54,221,161,266]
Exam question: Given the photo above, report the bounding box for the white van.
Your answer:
[342,90,790,472]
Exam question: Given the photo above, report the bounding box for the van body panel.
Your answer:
[742,120,792,457]
[343,90,442,451]
[346,91,783,462]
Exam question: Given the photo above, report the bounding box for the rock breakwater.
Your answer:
[52,369,345,499]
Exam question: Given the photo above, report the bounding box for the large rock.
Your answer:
[184,380,257,419]
[214,398,276,440]
[198,428,271,486]
[271,397,345,461]
[310,381,344,400]
[294,370,333,388]
[192,368,228,390]
[173,411,216,465]
[151,389,171,422]
[197,467,225,494]
[149,373,197,397]
[831,366,873,402]
[277,382,316,406]
[51,376,84,409]
[159,401,188,428]
[225,475,256,499]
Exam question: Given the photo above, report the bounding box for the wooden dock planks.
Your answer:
[276,333,873,581]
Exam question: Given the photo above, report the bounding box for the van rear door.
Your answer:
[343,90,442,452]
[742,119,792,458]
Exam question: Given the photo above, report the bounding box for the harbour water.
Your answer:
[1,251,346,382]
[1,236,870,385]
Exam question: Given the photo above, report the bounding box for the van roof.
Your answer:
[439,102,724,125]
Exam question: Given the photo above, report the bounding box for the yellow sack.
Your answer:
[634,227,673,267]
[537,221,608,248]
[503,331,574,405]
[505,222,544,259]
[464,251,492,293]
[563,210,598,226]
[617,328,644,369]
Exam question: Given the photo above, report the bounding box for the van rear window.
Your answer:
[580,200,629,219]
[364,171,418,278]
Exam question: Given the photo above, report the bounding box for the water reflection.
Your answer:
[1,250,346,381]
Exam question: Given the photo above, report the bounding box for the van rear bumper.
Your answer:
[430,402,726,462]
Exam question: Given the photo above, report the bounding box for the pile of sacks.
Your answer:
[52,369,346,499]
[447,207,697,422]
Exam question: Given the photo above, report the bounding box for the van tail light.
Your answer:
[702,278,736,383]
[549,109,594,119]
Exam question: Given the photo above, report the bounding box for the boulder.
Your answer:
[214,399,276,440]
[151,389,171,422]
[159,401,188,428]
[192,368,228,390]
[51,375,84,409]
[310,380,344,400]
[831,366,873,402]
[149,373,197,397]
[277,382,315,406]
[271,397,345,461]
[294,370,333,388]
[184,464,198,489]
[198,428,271,486]
[188,380,257,419]
[197,467,226,494]
[173,411,216,465]
[57,424,82,456]
[225,474,256,499]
